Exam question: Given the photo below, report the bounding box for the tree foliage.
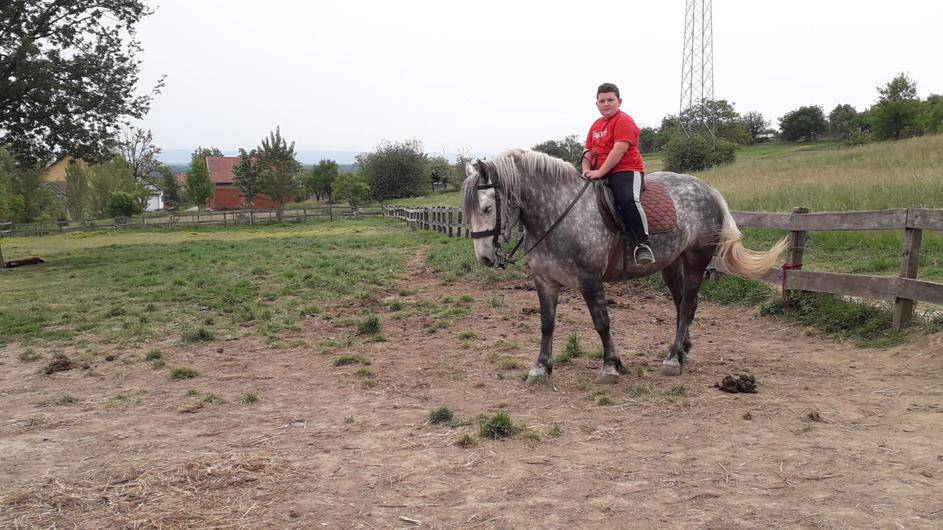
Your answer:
[681,99,750,145]
[232,148,263,207]
[185,155,214,209]
[104,191,142,218]
[331,172,370,207]
[779,106,828,142]
[662,135,736,173]
[428,155,454,191]
[741,111,768,144]
[116,126,162,184]
[65,160,93,222]
[870,74,923,140]
[828,104,859,139]
[304,159,338,201]
[88,157,142,216]
[254,127,303,214]
[357,139,429,201]
[157,164,181,208]
[0,1,163,165]
[5,163,59,223]
[532,135,584,167]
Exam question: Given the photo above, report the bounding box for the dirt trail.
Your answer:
[2,253,942,528]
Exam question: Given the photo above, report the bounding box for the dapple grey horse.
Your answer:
[463,149,787,384]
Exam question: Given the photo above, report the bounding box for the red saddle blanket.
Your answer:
[595,181,678,235]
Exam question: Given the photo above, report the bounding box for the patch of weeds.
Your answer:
[181,326,214,344]
[56,394,78,405]
[356,314,381,336]
[803,409,824,423]
[386,300,404,312]
[397,288,417,297]
[586,348,604,359]
[489,295,505,308]
[441,295,455,304]
[761,291,902,346]
[632,365,646,378]
[170,367,199,380]
[426,319,452,333]
[354,367,374,378]
[457,330,478,341]
[701,274,774,306]
[495,339,520,351]
[478,411,521,439]
[497,357,523,370]
[110,394,128,404]
[591,389,613,406]
[344,415,354,424]
[519,428,541,443]
[459,294,474,303]
[19,349,41,362]
[455,433,476,447]
[664,385,687,402]
[203,393,223,404]
[299,305,322,317]
[186,389,200,396]
[317,336,353,351]
[548,423,564,437]
[742,411,753,420]
[332,354,370,367]
[579,423,598,434]
[361,377,377,388]
[366,334,387,343]
[427,405,455,425]
[241,392,259,404]
[144,350,163,362]
[563,333,582,357]
[626,383,654,399]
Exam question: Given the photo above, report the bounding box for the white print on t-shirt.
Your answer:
[592,129,608,140]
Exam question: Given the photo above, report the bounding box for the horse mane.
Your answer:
[462,148,581,223]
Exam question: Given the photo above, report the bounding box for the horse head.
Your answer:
[463,160,501,267]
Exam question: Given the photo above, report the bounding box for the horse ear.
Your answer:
[465,161,477,178]
[475,159,492,182]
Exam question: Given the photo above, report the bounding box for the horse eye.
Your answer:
[483,206,492,214]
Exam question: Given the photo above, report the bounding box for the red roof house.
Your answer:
[205,156,278,210]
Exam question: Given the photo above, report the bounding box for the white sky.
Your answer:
[136,0,943,161]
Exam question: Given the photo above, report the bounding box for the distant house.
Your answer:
[205,156,278,210]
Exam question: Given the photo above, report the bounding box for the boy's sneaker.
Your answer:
[634,243,655,265]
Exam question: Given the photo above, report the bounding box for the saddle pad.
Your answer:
[595,181,678,235]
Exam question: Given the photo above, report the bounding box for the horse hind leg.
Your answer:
[527,275,561,384]
[579,277,623,384]
[660,259,693,354]
[660,250,712,376]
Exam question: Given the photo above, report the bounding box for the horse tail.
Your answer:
[711,188,788,279]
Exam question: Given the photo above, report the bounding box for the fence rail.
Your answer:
[385,205,943,330]
[0,206,383,238]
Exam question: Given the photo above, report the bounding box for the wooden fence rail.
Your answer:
[0,206,384,238]
[385,205,943,330]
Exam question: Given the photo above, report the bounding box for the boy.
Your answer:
[582,82,654,265]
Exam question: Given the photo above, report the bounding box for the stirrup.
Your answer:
[634,243,655,265]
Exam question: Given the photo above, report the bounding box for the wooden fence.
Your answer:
[385,205,943,330]
[0,205,384,238]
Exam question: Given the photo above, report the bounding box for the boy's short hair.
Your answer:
[597,83,620,99]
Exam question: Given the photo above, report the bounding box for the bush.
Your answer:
[357,139,429,200]
[662,134,736,172]
[104,191,142,218]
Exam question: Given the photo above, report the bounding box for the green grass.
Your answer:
[332,354,370,367]
[427,405,455,425]
[425,237,524,285]
[169,367,199,380]
[478,411,521,439]
[240,392,259,404]
[0,220,437,347]
[761,291,903,346]
[356,314,381,336]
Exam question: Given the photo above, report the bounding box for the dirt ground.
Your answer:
[2,254,942,529]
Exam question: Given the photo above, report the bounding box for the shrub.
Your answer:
[427,405,455,425]
[356,314,381,335]
[662,133,736,172]
[170,367,199,380]
[479,411,521,439]
[104,191,142,218]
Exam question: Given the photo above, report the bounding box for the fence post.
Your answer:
[223,211,228,226]
[893,221,923,330]
[447,209,454,237]
[784,207,810,293]
[329,204,334,222]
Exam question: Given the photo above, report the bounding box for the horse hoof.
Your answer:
[659,361,682,377]
[526,367,549,385]
[595,368,620,385]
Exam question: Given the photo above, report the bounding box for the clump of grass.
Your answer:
[489,295,505,308]
[241,392,259,404]
[317,336,353,351]
[426,319,452,333]
[803,408,824,422]
[344,415,354,424]
[520,428,541,443]
[455,433,476,447]
[459,294,474,303]
[356,314,381,336]
[332,354,370,367]
[591,389,612,406]
[354,367,373,378]
[170,367,199,380]
[497,357,522,370]
[586,348,604,359]
[632,365,646,377]
[548,423,564,437]
[479,411,521,439]
[664,385,687,401]
[19,349,41,362]
[186,389,200,396]
[700,275,774,306]
[440,295,455,304]
[762,291,901,346]
[144,350,165,368]
[386,300,404,311]
[427,405,455,425]
[181,326,214,344]
[457,330,478,341]
[203,393,223,404]
[495,339,520,351]
[56,394,78,405]
[626,383,653,399]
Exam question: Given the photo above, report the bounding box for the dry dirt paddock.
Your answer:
[2,265,942,529]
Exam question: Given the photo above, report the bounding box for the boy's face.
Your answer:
[596,91,621,117]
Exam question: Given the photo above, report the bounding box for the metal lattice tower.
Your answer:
[679,0,714,138]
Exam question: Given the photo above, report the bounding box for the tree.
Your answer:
[870,74,923,140]
[919,94,943,134]
[0,1,163,166]
[116,126,162,184]
[0,149,16,222]
[104,191,142,218]
[192,146,224,161]
[65,160,93,222]
[429,155,454,191]
[742,111,768,144]
[232,148,263,208]
[778,106,827,142]
[157,164,181,208]
[532,135,584,167]
[828,104,858,139]
[88,157,142,216]
[680,99,750,145]
[662,135,736,173]
[185,155,213,209]
[877,73,918,104]
[304,159,338,201]
[331,172,370,207]
[357,139,429,201]
[254,127,303,218]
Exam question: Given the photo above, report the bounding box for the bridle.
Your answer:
[470,164,592,269]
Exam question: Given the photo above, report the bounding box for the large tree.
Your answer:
[251,127,303,218]
[185,155,213,209]
[157,164,181,208]
[331,172,370,207]
[870,73,923,140]
[116,126,162,184]
[680,99,750,145]
[304,159,338,201]
[741,111,768,144]
[532,135,584,167]
[779,105,828,142]
[232,148,263,208]
[0,1,163,166]
[828,104,859,139]
[357,139,429,201]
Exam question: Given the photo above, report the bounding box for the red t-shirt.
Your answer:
[584,111,644,173]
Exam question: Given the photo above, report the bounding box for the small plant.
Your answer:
[459,294,474,303]
[457,330,478,341]
[333,354,370,367]
[354,367,373,378]
[204,393,223,404]
[479,411,521,439]
[455,433,476,447]
[144,350,163,362]
[563,334,582,358]
[548,423,564,437]
[803,409,823,422]
[664,385,687,401]
[591,390,612,406]
[579,423,598,434]
[397,289,416,297]
[241,392,259,404]
[182,326,214,344]
[344,415,354,424]
[426,319,452,333]
[428,405,455,425]
[488,295,505,308]
[170,367,199,380]
[626,383,653,399]
[387,300,404,311]
[497,357,522,370]
[57,394,78,405]
[632,365,646,378]
[356,314,381,335]
[19,349,41,362]
[520,428,541,443]
[186,389,200,396]
[440,295,455,304]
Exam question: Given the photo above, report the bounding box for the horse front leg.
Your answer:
[660,250,711,376]
[579,278,623,384]
[527,275,561,384]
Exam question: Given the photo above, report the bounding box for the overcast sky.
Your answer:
[136,0,943,163]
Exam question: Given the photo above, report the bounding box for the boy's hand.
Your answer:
[583,170,604,180]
